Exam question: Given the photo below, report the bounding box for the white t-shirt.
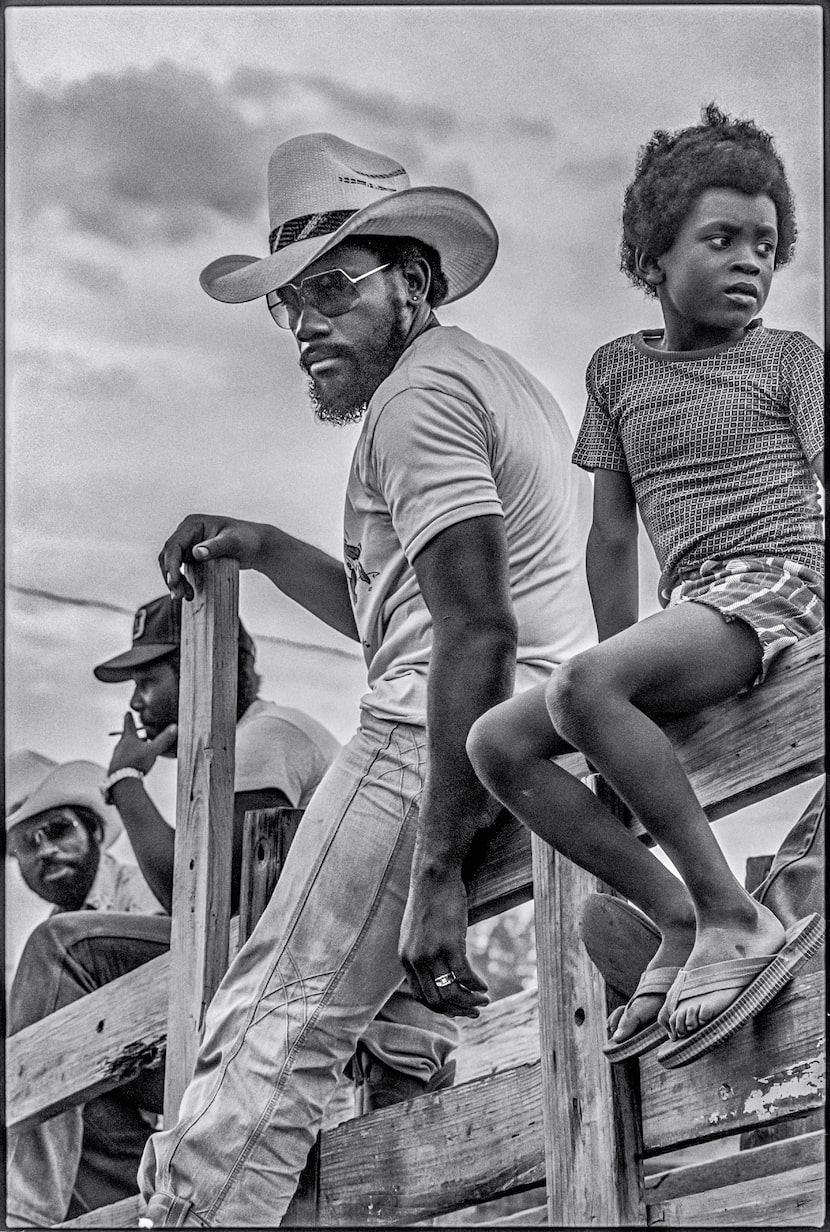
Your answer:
[234,699,340,807]
[344,325,594,725]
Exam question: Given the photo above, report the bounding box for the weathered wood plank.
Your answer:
[238,807,304,946]
[532,835,644,1226]
[646,1131,825,1226]
[488,1202,548,1226]
[287,1062,547,1225]
[11,636,822,1131]
[465,634,823,922]
[165,559,239,1120]
[645,1128,824,1203]
[422,1191,548,1226]
[59,1195,144,1227]
[5,944,538,1133]
[6,953,171,1131]
[454,985,540,1084]
[661,631,823,820]
[640,970,825,1152]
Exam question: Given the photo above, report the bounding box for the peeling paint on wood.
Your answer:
[743,1055,826,1119]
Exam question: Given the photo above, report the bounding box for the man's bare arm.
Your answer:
[399,514,518,1018]
[159,514,358,641]
[108,714,291,913]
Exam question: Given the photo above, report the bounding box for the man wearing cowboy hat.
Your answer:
[142,132,593,1225]
[5,750,162,916]
[6,751,164,1226]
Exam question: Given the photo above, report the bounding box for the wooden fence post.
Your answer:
[532,833,645,1226]
[238,807,304,947]
[164,559,239,1122]
[238,806,322,1225]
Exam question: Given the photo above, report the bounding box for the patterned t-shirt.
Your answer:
[572,322,824,603]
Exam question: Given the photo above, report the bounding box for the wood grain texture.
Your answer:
[306,1063,547,1226]
[58,1195,144,1227]
[238,807,304,946]
[164,559,239,1120]
[532,835,645,1226]
[7,973,539,1133]
[7,953,170,1131]
[645,1131,825,1226]
[640,970,825,1152]
[466,633,823,922]
[645,1128,824,1203]
[454,985,540,1084]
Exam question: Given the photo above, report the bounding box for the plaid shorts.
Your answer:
[668,556,824,684]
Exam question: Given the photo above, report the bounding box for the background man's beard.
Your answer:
[303,313,409,426]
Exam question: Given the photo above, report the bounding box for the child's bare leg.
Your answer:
[468,686,697,1042]
[544,602,784,1037]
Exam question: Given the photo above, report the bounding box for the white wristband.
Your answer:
[101,766,145,804]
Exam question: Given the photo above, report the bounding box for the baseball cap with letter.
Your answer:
[93,595,254,683]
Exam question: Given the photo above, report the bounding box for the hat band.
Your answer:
[269,210,358,255]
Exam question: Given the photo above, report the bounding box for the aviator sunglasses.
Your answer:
[266,263,390,329]
[8,811,82,860]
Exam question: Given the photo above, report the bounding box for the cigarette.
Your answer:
[109,728,147,737]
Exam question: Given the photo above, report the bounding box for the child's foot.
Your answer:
[662,901,786,1039]
[608,928,694,1044]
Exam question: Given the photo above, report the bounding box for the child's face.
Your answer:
[653,188,777,348]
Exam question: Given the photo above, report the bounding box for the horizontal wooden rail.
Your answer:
[52,966,825,1226]
[639,969,825,1153]
[7,954,170,1132]
[290,970,824,1225]
[288,1062,547,1225]
[465,632,823,918]
[7,633,823,1134]
[644,1129,825,1226]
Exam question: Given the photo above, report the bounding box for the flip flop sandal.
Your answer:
[656,913,825,1070]
[602,965,681,1062]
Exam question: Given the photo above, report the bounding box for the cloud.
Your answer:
[8,61,542,252]
[61,258,127,296]
[8,62,264,245]
[10,346,138,402]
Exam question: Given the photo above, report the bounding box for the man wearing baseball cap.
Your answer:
[6,596,344,1228]
[92,593,331,915]
[140,132,593,1225]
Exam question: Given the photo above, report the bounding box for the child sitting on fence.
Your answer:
[467,104,824,1069]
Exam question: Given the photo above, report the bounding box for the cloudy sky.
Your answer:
[5,3,824,955]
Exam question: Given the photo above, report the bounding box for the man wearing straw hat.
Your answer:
[5,751,164,1225]
[142,132,593,1225]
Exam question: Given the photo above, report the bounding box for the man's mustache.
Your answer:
[298,346,350,376]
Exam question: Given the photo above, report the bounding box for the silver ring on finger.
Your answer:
[434,971,458,989]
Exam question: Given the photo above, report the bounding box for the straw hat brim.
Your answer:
[6,760,123,849]
[200,185,498,305]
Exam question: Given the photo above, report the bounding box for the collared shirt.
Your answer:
[51,850,164,916]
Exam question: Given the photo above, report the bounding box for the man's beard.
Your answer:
[301,312,409,426]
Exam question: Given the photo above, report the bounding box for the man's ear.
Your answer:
[402,256,431,304]
[635,247,665,288]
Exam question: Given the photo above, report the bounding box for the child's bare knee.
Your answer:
[467,707,524,791]
[545,657,600,740]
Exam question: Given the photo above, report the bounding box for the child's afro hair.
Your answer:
[620,103,797,297]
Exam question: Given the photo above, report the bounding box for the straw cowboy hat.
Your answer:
[200,132,499,305]
[5,750,123,848]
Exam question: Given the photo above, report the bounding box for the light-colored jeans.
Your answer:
[139,713,458,1225]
